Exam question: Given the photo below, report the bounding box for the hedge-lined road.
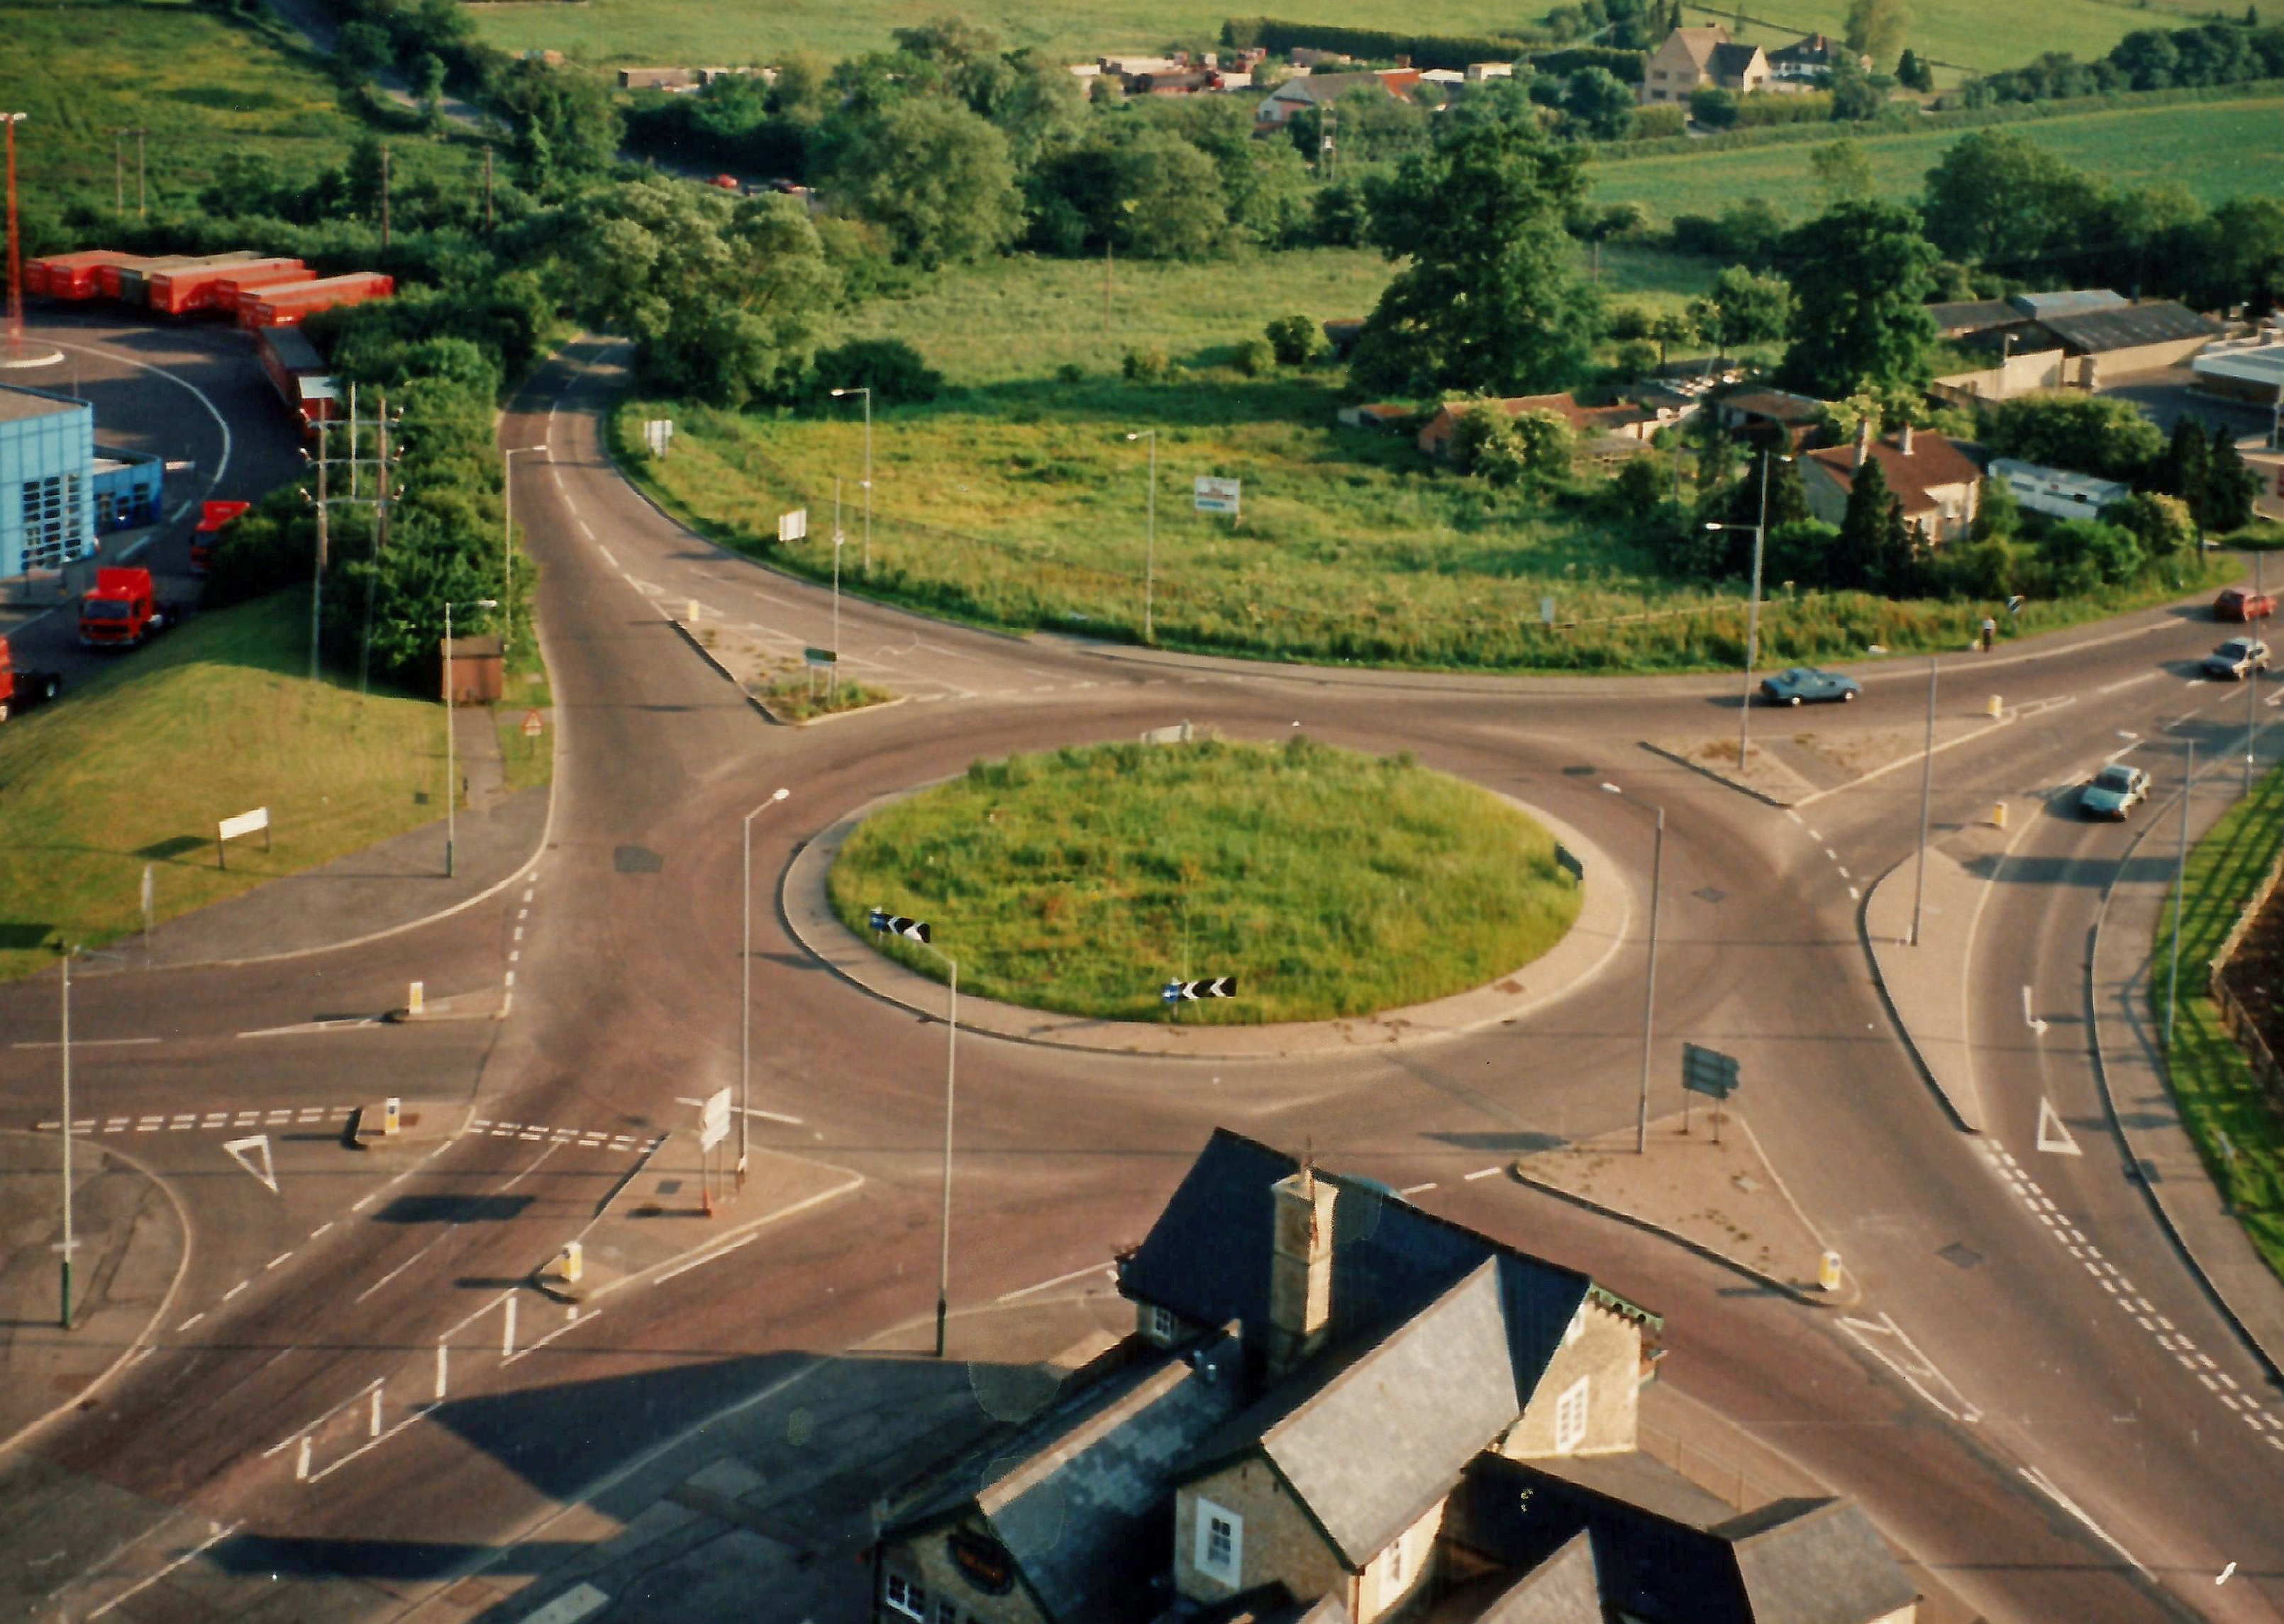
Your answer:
[0,334,2275,1623]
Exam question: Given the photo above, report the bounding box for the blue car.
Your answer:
[2081,763,2150,821]
[1758,666,1860,706]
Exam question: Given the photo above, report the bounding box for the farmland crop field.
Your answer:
[1592,95,2284,221]
[463,0,2220,79]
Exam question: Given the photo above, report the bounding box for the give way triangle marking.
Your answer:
[223,1134,279,1194]
[2036,1099,2082,1157]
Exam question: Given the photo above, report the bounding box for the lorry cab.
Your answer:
[0,637,62,722]
[189,499,250,572]
[80,566,170,649]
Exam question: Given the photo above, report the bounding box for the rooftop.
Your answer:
[2193,337,2284,387]
[2032,299,2219,355]
[1805,430,1983,514]
[0,384,87,427]
[2007,287,2127,318]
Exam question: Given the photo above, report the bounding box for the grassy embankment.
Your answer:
[611,243,2234,674]
[1,0,479,221]
[2160,760,2284,1281]
[826,738,1581,1024]
[466,0,2217,78]
[0,593,458,979]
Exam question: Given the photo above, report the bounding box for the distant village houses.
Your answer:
[1638,25,1768,104]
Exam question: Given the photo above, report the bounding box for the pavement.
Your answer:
[781,789,1629,1060]
[2092,764,2284,1381]
[0,1133,186,1452]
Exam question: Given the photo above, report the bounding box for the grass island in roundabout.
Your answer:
[825,738,1582,1025]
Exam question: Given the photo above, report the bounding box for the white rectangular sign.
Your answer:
[699,1086,732,1153]
[1193,476,1241,516]
[218,807,270,842]
[777,508,807,543]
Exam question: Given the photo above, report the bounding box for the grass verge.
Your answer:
[826,737,1582,1024]
[494,620,557,793]
[755,670,894,723]
[0,591,448,979]
[2158,760,2284,1282]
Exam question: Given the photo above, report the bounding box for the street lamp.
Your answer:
[1600,783,1665,1155]
[443,598,498,878]
[56,944,124,1330]
[501,445,548,657]
[2166,739,2197,1049]
[829,386,872,575]
[869,910,958,1358]
[1704,450,1790,770]
[739,787,791,1179]
[1126,430,1157,643]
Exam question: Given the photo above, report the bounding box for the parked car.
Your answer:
[2204,637,2271,680]
[2080,762,2151,821]
[2215,586,2275,622]
[1758,666,1860,706]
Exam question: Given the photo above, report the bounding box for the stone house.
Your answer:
[1255,69,1424,128]
[1637,25,1769,105]
[1416,395,1665,460]
[1802,424,1984,544]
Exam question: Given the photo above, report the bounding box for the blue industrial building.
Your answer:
[92,447,165,533]
[0,382,96,577]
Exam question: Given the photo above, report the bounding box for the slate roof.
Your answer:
[1119,1130,1649,1387]
[1179,1259,1531,1567]
[1475,1533,1604,1623]
[2031,299,2219,356]
[1719,389,1827,425]
[881,1328,1249,1624]
[1708,42,1765,78]
[1804,432,1983,516]
[1267,69,1421,105]
[1661,26,1732,68]
[2007,287,2127,319]
[1719,1498,1921,1624]
[1925,299,2021,337]
[1767,33,1843,68]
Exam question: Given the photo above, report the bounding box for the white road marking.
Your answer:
[653,1229,765,1285]
[1465,1165,1503,1181]
[1785,810,1802,823]
[1838,1313,1980,1423]
[10,1037,159,1050]
[595,545,616,567]
[176,1313,203,1333]
[84,1522,240,1620]
[519,1584,611,1624]
[2097,672,2159,696]
[1399,1181,1437,1195]
[222,1281,247,1301]
[310,1223,333,1240]
[2019,1467,2151,1579]
[355,1237,445,1304]
[266,1252,292,1271]
[674,1096,804,1125]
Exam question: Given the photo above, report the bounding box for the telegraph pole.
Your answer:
[361,391,393,696]
[482,145,494,231]
[380,145,392,250]
[135,130,145,218]
[311,424,328,681]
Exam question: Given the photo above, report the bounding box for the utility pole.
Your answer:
[2250,550,2264,799]
[1127,430,1157,643]
[482,145,494,232]
[739,788,790,1180]
[380,145,392,251]
[361,391,393,697]
[1909,657,1936,946]
[135,130,145,218]
[113,131,123,217]
[311,421,328,682]
[58,948,74,1331]
[307,396,397,686]
[2167,741,2195,1048]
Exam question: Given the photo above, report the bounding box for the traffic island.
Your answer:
[1511,1110,1854,1306]
[670,611,900,726]
[0,1132,187,1449]
[1646,697,2046,809]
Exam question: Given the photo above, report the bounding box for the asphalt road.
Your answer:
[0,330,2278,1622]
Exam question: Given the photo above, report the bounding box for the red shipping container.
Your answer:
[28,251,149,300]
[149,256,304,317]
[219,265,317,313]
[238,272,394,329]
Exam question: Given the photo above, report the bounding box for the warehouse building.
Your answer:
[0,384,95,577]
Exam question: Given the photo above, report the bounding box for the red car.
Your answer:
[2216,586,2275,622]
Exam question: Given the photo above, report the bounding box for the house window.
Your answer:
[1194,1498,1243,1584]
[1388,1536,1405,1586]
[883,1572,926,1620]
[1556,1375,1591,1454]
[1563,1306,1585,1348]
[934,1603,959,1624]
[1145,1303,1177,1342]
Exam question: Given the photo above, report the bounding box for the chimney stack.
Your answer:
[1900,421,1914,456]
[1853,416,1871,469]
[1265,1164,1338,1379]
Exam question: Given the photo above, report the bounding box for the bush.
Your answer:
[1055,362,1085,384]
[2043,518,2145,586]
[806,338,944,406]
[1309,181,1370,246]
[1222,17,1548,72]
[1123,347,1171,382]
[1632,104,1687,138]
[1612,339,1658,377]
[1235,337,1279,377]
[1449,401,1573,486]
[1690,86,1739,128]
[1265,313,1322,365]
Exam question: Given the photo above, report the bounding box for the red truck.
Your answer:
[189,499,250,573]
[0,638,62,723]
[79,567,179,650]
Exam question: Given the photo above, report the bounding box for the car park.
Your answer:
[2080,762,2151,820]
[1758,665,1860,706]
[2215,586,2275,622]
[2204,637,2271,679]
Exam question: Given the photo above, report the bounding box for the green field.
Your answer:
[2159,758,2284,1281]
[0,593,452,979]
[1592,95,2284,222]
[465,0,2219,78]
[826,738,1582,1023]
[0,0,470,221]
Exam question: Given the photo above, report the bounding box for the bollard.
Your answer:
[407,981,424,1016]
[1987,694,2002,718]
[1819,1250,1843,1293]
[687,600,701,623]
[370,1386,383,1438]
[382,1096,401,1137]
[1991,801,2008,829]
[558,1241,583,1284]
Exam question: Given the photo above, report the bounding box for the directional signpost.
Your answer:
[777,508,807,543]
[697,1086,731,1216]
[1680,1042,1740,1142]
[1163,977,1237,1020]
[870,910,931,945]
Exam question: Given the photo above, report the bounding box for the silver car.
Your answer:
[2204,638,2271,680]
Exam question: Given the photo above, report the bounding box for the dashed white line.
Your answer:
[222,1281,248,1301]
[1464,1165,1502,1181]
[176,1313,204,1332]
[1399,1181,1437,1195]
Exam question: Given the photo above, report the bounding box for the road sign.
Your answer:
[699,1087,731,1153]
[216,806,271,869]
[1193,476,1241,516]
[521,710,543,739]
[1553,844,1582,884]
[870,909,931,944]
[643,418,674,458]
[804,647,837,667]
[1540,596,1556,628]
[777,508,808,543]
[1680,1042,1739,1101]
[1163,977,1237,1003]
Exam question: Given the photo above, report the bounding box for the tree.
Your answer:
[1608,306,1653,343]
[2206,427,2261,532]
[2043,519,2144,586]
[337,20,393,80]
[1450,403,1573,486]
[2159,415,2212,518]
[1920,128,2105,270]
[1565,67,1636,139]
[345,135,387,223]
[1690,265,1791,357]
[415,53,447,127]
[1647,311,1695,366]
[1775,201,1938,397]
[1895,48,1934,91]
[1844,0,1911,69]
[2111,28,2180,89]
[2102,491,2196,560]
[1348,116,1602,398]
[1265,315,1321,365]
[1809,138,1875,208]
[829,97,1021,267]
[1310,182,1368,247]
[1983,393,2165,483]
[1826,54,1886,120]
[1688,84,1739,128]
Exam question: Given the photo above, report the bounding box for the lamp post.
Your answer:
[1126,430,1157,643]
[2166,740,2196,1049]
[829,386,872,575]
[1909,656,1937,946]
[55,945,123,1330]
[1704,451,1787,770]
[869,913,958,1357]
[739,786,790,1179]
[443,598,498,878]
[1600,783,1665,1155]
[501,445,548,657]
